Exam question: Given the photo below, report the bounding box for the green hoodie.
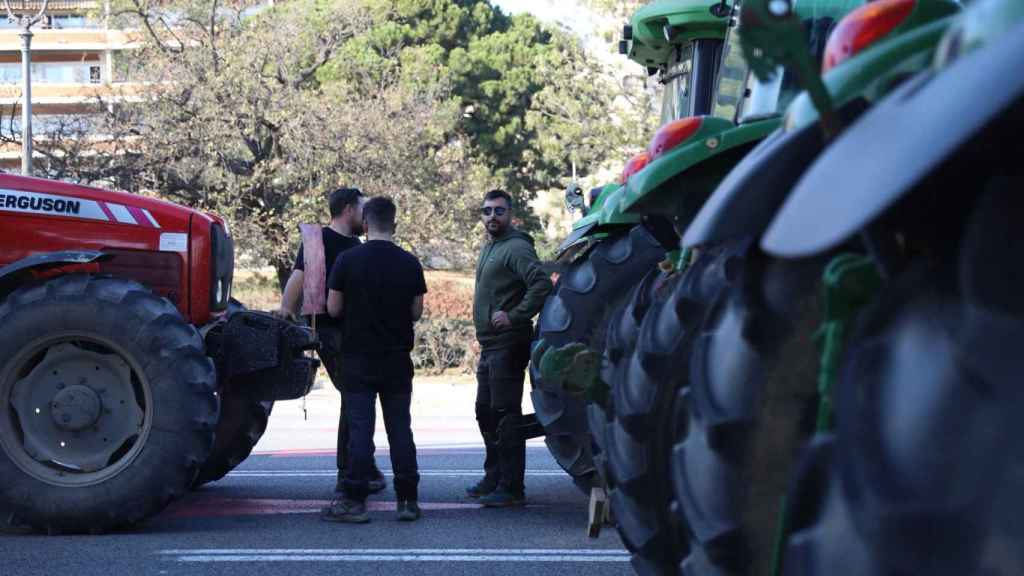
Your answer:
[473,229,553,349]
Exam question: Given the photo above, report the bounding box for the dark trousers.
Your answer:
[318,325,379,477]
[475,339,531,494]
[344,388,420,502]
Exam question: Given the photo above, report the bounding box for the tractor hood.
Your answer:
[0,173,224,244]
[620,117,778,216]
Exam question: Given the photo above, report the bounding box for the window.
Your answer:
[0,61,103,84]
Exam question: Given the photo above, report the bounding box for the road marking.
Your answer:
[165,498,485,518]
[160,549,630,563]
[255,444,547,457]
[226,469,566,478]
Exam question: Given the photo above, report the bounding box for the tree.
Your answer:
[320,0,642,214]
[5,0,646,274]
[52,0,496,282]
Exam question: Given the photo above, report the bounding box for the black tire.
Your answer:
[671,243,828,575]
[0,275,219,533]
[192,396,272,487]
[785,171,1024,576]
[193,301,274,487]
[593,266,664,491]
[605,242,743,574]
[531,225,666,490]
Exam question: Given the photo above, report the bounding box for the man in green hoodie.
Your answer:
[469,189,553,507]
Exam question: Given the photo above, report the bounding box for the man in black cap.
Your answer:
[272,187,385,494]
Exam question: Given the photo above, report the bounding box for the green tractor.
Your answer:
[651,0,962,569]
[575,0,962,573]
[529,0,734,494]
[572,0,872,572]
[721,0,1024,572]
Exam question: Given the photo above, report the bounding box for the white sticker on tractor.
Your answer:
[159,233,188,252]
[108,203,137,225]
[0,188,109,221]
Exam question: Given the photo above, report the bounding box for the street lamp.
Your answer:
[3,0,49,176]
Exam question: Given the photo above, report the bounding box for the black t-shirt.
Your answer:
[328,240,427,388]
[294,227,360,325]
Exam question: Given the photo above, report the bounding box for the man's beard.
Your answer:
[350,219,364,236]
[486,220,505,237]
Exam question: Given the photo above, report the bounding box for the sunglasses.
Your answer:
[481,206,507,216]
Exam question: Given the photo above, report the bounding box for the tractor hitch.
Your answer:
[206,310,319,401]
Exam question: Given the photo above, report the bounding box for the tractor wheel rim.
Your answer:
[1,333,153,487]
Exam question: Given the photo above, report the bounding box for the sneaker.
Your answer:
[396,500,421,522]
[320,499,370,523]
[479,488,525,508]
[465,478,497,499]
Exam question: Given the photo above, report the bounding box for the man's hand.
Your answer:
[491,310,511,329]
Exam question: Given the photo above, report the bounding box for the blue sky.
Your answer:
[492,0,604,39]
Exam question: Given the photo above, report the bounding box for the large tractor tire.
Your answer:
[603,242,742,575]
[193,301,274,487]
[0,275,219,533]
[594,267,664,492]
[784,171,1024,575]
[531,225,666,490]
[671,244,828,575]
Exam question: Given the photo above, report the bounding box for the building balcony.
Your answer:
[0,29,138,51]
[2,0,99,11]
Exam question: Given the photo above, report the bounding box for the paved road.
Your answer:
[1,382,632,576]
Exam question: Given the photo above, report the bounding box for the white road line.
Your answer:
[161,549,628,554]
[175,555,628,562]
[227,470,566,478]
[160,549,630,563]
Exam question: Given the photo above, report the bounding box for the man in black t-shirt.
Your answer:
[272,187,385,493]
[321,196,426,524]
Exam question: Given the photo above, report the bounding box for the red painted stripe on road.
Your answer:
[166,498,480,518]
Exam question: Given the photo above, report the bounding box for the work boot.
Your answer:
[465,477,498,499]
[320,499,370,524]
[396,500,422,522]
[479,488,525,508]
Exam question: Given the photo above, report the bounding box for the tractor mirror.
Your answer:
[564,183,587,214]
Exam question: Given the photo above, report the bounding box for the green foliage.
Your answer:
[31,0,648,276]
[320,0,637,211]
[411,318,476,374]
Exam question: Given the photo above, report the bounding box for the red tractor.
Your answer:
[0,173,317,533]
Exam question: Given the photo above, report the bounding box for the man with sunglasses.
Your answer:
[469,189,553,507]
[272,187,386,495]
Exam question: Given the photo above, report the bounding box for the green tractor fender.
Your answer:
[682,119,824,247]
[762,14,1024,258]
[554,183,641,260]
[683,9,959,248]
[619,117,779,219]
